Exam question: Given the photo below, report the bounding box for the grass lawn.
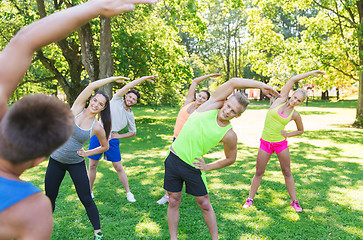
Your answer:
[22,100,363,239]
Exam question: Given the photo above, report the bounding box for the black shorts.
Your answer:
[163,151,208,196]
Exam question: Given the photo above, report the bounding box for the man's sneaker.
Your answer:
[94,232,103,240]
[243,199,254,209]
[157,195,169,204]
[291,200,302,212]
[127,192,136,202]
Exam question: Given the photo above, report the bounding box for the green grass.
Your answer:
[21,104,363,240]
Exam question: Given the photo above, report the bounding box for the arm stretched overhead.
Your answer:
[0,0,157,119]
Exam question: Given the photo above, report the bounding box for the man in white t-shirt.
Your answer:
[88,75,157,202]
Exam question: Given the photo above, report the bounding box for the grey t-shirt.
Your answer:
[51,112,95,164]
[109,95,136,133]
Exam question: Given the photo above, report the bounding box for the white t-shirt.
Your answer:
[109,95,136,133]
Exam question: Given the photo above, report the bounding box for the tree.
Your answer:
[304,0,362,126]
[244,0,362,127]
[1,1,196,105]
[111,8,193,105]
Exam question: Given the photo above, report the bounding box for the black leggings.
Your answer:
[45,157,100,230]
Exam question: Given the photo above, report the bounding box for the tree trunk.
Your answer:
[355,71,363,127]
[226,24,231,81]
[98,16,114,98]
[78,24,99,82]
[336,88,339,100]
[35,0,86,105]
[234,36,238,77]
[355,0,363,127]
[321,90,329,100]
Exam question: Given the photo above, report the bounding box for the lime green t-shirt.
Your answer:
[261,103,294,142]
[172,109,232,167]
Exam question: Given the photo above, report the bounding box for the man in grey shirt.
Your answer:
[88,75,156,202]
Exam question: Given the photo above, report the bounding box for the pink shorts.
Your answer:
[260,138,288,154]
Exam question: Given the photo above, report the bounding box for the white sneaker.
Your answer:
[157,195,169,205]
[126,192,136,202]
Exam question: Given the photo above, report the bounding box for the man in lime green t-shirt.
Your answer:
[163,77,280,240]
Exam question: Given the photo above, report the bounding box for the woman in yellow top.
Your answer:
[157,73,221,204]
[243,70,325,212]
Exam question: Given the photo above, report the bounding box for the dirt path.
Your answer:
[231,106,358,148]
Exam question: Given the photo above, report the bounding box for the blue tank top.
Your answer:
[51,110,96,164]
[0,176,41,212]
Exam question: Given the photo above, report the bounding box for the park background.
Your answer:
[1,0,362,239]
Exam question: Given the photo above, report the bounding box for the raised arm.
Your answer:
[280,70,325,99]
[183,73,221,106]
[0,0,157,119]
[210,78,280,103]
[71,76,128,114]
[114,75,157,97]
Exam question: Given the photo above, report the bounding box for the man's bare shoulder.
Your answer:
[221,128,237,145]
[0,192,53,240]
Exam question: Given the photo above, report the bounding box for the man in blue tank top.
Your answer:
[0,0,156,239]
[164,78,280,240]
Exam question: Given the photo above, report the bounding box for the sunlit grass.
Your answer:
[21,105,363,239]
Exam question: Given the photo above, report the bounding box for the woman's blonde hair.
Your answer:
[293,88,307,101]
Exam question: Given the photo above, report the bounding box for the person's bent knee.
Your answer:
[196,196,212,211]
[89,160,99,169]
[113,162,125,172]
[255,168,265,177]
[199,202,212,212]
[168,194,181,208]
[281,168,292,178]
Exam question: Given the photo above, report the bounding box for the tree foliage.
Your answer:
[1,0,362,126]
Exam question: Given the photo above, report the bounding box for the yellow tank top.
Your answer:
[261,103,294,142]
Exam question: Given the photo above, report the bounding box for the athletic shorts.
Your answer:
[260,138,288,154]
[88,136,121,162]
[163,151,208,197]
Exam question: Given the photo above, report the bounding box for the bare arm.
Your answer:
[111,131,136,139]
[77,123,109,158]
[115,75,157,97]
[280,111,304,138]
[209,78,280,104]
[183,73,221,106]
[5,193,53,240]
[71,76,127,115]
[0,0,157,119]
[193,129,238,171]
[279,70,325,100]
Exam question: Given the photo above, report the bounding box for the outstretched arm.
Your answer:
[209,78,280,103]
[114,75,157,97]
[183,73,221,106]
[0,0,157,118]
[280,70,325,99]
[72,76,128,115]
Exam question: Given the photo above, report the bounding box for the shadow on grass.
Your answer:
[299,111,336,115]
[23,106,362,239]
[211,129,363,239]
